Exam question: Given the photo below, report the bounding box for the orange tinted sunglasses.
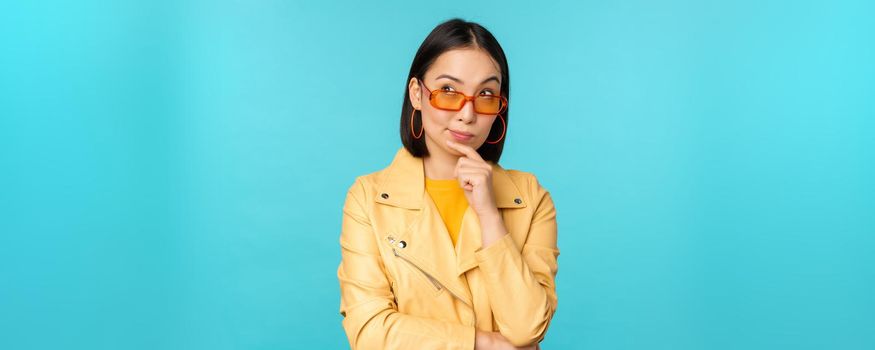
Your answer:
[419,79,508,115]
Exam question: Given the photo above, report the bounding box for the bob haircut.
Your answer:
[400,18,510,164]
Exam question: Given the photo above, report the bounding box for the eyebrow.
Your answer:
[435,74,500,86]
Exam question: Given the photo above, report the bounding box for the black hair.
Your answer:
[400,18,510,163]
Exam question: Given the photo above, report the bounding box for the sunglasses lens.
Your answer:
[432,91,465,110]
[475,95,503,114]
[430,90,505,114]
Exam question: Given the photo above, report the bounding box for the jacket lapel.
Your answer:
[374,147,527,306]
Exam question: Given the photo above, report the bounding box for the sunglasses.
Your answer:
[419,79,508,115]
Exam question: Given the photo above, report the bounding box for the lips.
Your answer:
[449,129,474,142]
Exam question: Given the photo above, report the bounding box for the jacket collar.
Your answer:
[374,146,526,210]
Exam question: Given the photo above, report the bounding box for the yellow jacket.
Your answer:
[337,146,560,349]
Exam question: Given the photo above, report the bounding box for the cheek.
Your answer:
[422,110,452,129]
[477,116,497,133]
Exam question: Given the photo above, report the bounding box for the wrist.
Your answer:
[478,210,507,248]
[477,209,501,224]
[474,329,494,350]
[479,211,505,235]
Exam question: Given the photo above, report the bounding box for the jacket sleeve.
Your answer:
[337,178,476,350]
[473,175,560,347]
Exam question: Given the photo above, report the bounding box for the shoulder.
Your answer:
[500,167,551,195]
[345,171,381,199]
[344,166,391,202]
[495,165,555,215]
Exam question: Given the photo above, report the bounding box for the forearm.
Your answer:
[475,329,540,350]
[474,213,557,346]
[343,302,475,350]
[478,210,508,248]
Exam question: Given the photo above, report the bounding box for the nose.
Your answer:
[457,99,476,124]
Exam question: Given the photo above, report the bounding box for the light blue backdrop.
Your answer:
[1,1,872,349]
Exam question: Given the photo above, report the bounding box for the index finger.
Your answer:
[445,139,484,161]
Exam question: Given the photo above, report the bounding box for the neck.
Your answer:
[422,150,460,180]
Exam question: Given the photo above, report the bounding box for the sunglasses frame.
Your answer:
[418,79,508,115]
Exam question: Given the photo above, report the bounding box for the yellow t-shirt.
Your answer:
[425,177,469,246]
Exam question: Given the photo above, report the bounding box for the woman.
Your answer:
[337,18,559,350]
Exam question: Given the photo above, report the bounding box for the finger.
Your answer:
[454,157,488,178]
[457,156,491,171]
[456,175,473,191]
[459,179,474,191]
[457,168,489,179]
[456,169,488,187]
[445,139,485,162]
[455,171,479,189]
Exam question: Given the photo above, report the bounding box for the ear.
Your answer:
[408,77,422,110]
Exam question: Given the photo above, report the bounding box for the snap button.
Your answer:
[381,193,389,199]
[397,240,407,248]
[514,198,522,204]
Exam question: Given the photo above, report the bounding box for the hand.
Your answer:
[475,330,540,350]
[445,139,499,218]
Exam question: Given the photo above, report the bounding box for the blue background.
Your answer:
[2,0,873,349]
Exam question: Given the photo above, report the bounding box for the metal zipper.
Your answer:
[392,248,472,309]
[393,248,442,291]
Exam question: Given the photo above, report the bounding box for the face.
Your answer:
[407,47,503,158]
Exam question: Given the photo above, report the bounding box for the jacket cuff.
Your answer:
[458,324,476,350]
[474,233,517,264]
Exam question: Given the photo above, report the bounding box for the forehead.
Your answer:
[425,48,501,84]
